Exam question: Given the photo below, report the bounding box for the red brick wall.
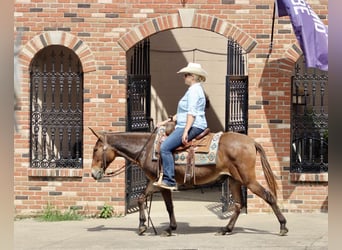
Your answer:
[14,0,328,216]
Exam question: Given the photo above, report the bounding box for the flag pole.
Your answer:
[267,2,276,58]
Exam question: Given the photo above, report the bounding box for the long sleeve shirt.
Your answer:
[175,82,207,130]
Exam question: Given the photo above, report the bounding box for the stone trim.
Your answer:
[278,44,303,73]
[290,173,328,183]
[118,13,257,53]
[19,31,96,73]
[28,168,83,177]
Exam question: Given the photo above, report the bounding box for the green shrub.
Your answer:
[37,203,83,222]
[99,204,114,219]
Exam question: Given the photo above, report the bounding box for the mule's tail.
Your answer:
[254,142,278,199]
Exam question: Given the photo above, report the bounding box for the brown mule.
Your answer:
[89,127,288,236]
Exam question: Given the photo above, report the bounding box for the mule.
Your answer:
[89,127,288,236]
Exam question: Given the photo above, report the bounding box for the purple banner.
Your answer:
[275,0,328,71]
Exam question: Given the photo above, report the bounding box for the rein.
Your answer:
[101,133,127,177]
[101,128,157,178]
[104,165,126,177]
[134,127,157,162]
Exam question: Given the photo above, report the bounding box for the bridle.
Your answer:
[101,133,125,177]
[100,128,157,177]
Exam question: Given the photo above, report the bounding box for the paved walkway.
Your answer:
[14,190,328,250]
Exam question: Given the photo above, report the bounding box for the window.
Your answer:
[30,45,83,168]
[291,57,328,173]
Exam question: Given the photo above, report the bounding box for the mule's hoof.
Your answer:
[279,228,289,236]
[215,231,226,236]
[160,228,173,237]
[138,225,147,235]
[215,227,229,236]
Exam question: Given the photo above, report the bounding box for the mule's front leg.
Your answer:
[160,189,177,236]
[137,181,154,235]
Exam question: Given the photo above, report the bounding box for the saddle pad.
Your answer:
[152,127,222,165]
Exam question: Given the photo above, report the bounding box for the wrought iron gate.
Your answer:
[221,39,248,213]
[30,45,83,169]
[125,39,151,213]
[291,60,328,173]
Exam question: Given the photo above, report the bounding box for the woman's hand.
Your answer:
[182,132,188,144]
[182,114,194,144]
[157,115,176,127]
[156,120,167,127]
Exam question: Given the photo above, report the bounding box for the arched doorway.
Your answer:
[125,27,249,214]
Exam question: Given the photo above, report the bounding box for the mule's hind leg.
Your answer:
[160,189,177,236]
[217,177,243,235]
[247,181,288,236]
[137,180,154,235]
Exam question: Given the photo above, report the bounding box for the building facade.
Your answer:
[14,0,328,217]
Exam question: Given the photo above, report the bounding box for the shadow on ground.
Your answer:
[86,221,276,237]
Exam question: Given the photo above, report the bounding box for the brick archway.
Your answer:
[19,31,96,73]
[118,12,257,53]
[278,43,303,72]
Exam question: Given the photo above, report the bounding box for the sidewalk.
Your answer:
[14,190,328,250]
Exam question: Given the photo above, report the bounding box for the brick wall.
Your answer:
[14,0,328,216]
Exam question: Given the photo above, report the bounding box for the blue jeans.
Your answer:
[160,126,204,186]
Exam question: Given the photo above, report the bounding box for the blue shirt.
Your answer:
[175,83,207,130]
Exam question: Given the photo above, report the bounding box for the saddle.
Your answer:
[154,127,213,185]
[175,128,211,152]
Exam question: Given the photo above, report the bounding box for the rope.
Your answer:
[151,47,247,56]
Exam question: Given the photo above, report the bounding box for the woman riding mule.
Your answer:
[90,128,289,237]
[154,62,208,191]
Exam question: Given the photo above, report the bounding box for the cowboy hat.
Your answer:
[177,62,208,77]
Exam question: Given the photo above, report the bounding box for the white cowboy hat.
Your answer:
[177,62,208,77]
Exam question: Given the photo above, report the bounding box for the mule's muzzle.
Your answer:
[91,168,104,180]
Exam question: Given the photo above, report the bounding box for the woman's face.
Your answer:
[183,73,194,86]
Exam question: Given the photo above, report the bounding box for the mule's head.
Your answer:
[89,127,116,180]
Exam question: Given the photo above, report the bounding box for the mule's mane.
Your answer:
[104,132,154,163]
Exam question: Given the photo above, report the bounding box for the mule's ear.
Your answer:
[88,127,104,141]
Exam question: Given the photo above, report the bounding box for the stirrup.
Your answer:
[156,173,163,184]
